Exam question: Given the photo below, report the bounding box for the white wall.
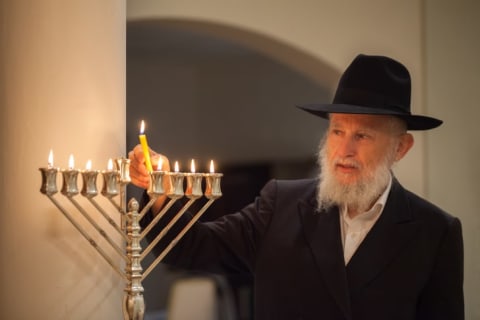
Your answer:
[0,1,126,319]
[425,0,480,318]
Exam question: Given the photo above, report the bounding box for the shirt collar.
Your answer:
[341,174,393,223]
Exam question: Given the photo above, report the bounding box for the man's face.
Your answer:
[324,113,399,187]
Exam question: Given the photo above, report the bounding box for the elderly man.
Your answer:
[129,54,464,320]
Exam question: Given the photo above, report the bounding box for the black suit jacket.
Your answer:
[147,178,464,320]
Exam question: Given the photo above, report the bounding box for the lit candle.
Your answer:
[68,154,75,170]
[148,159,167,195]
[39,150,59,195]
[138,120,153,172]
[157,157,164,172]
[205,160,222,199]
[102,158,119,197]
[210,159,215,173]
[185,159,203,199]
[81,159,99,198]
[191,159,196,173]
[167,161,184,198]
[86,159,92,171]
[107,158,114,171]
[48,149,54,168]
[61,154,79,196]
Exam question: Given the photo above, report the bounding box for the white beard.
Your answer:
[316,138,396,213]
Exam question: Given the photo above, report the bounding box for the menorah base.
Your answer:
[123,293,145,320]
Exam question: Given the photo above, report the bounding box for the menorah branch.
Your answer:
[47,195,127,280]
[141,197,217,281]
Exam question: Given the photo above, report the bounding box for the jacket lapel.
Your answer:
[299,199,352,320]
[345,179,421,292]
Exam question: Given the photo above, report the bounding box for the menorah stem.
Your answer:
[140,198,196,261]
[120,183,127,231]
[68,197,128,262]
[124,199,145,320]
[47,195,127,280]
[88,197,128,242]
[141,198,215,281]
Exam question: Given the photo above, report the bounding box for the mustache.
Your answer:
[333,158,361,169]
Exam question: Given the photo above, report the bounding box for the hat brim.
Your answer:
[297,103,442,130]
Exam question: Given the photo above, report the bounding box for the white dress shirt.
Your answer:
[340,175,392,265]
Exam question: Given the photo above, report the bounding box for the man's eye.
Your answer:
[355,133,370,140]
[332,129,343,136]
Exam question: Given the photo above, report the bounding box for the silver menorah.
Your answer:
[39,157,223,320]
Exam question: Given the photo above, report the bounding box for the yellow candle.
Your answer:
[139,120,153,172]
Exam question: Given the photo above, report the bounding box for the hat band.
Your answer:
[333,87,410,115]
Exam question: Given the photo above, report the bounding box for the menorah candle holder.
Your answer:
[39,157,222,320]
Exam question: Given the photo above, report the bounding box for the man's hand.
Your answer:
[128,144,171,189]
[128,144,171,215]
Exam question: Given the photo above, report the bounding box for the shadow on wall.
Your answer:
[127,18,337,320]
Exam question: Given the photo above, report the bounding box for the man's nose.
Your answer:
[337,136,357,157]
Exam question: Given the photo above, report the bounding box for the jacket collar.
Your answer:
[298,178,420,319]
[299,197,352,319]
[345,178,420,291]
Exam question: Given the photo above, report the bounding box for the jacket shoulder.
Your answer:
[396,181,459,225]
[264,178,317,199]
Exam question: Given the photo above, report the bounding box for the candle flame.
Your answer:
[210,160,215,173]
[174,161,179,173]
[191,159,196,173]
[140,120,145,134]
[157,157,163,171]
[107,158,113,171]
[48,149,54,167]
[68,154,75,170]
[86,160,92,170]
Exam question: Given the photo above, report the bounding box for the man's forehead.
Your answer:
[329,113,392,128]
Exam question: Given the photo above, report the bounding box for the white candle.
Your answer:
[86,159,92,171]
[156,157,163,171]
[191,159,196,173]
[68,154,75,170]
[210,160,215,173]
[107,158,114,171]
[48,149,54,168]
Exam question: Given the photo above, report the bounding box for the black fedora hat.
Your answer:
[297,54,442,130]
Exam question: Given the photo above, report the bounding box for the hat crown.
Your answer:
[333,54,411,114]
[296,53,442,130]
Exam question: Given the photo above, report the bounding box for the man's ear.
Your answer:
[395,133,414,162]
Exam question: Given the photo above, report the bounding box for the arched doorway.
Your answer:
[127,18,338,319]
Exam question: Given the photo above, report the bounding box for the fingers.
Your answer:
[128,145,170,189]
[128,145,149,189]
[129,163,150,189]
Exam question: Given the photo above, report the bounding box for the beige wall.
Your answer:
[425,0,480,318]
[0,1,125,319]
